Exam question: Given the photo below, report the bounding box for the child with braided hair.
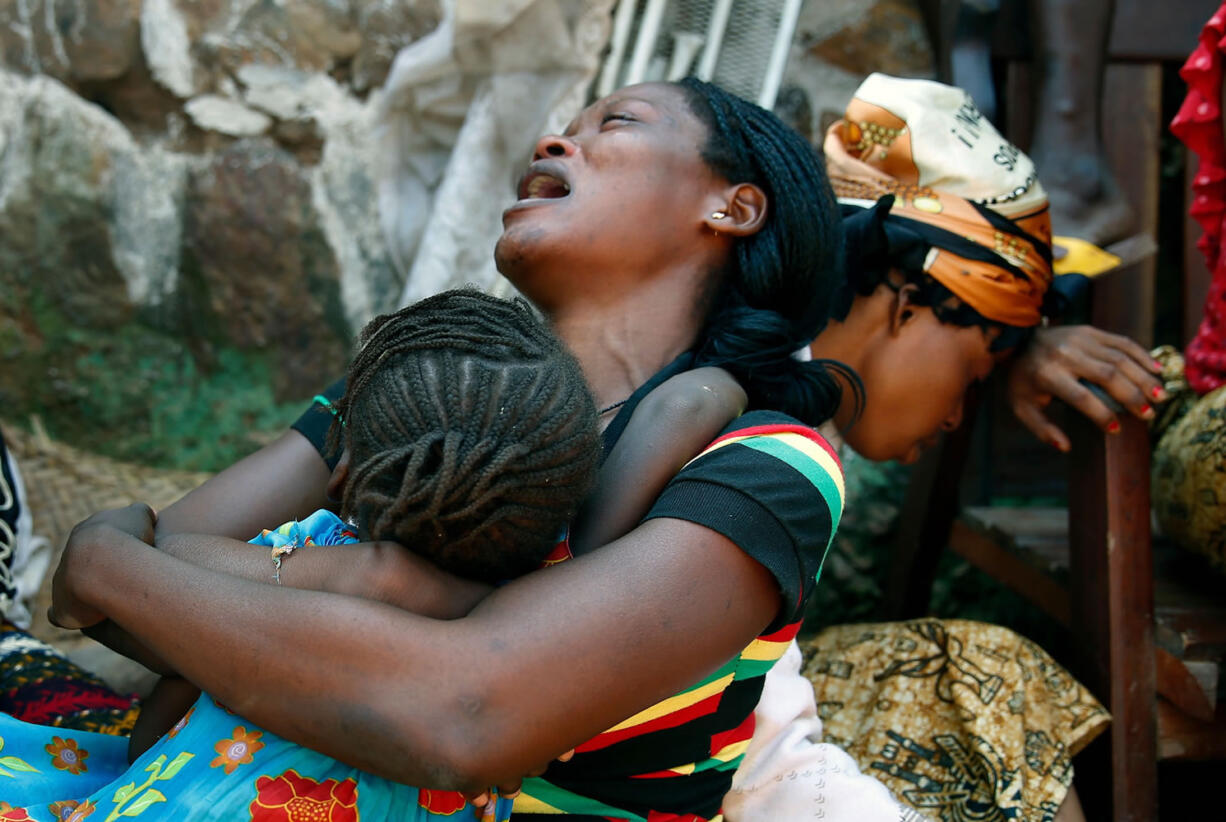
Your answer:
[0,289,602,821]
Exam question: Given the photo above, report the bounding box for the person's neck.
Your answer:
[549,285,703,414]
[809,298,882,431]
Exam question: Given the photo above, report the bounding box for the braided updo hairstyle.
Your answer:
[678,77,860,424]
[330,290,601,583]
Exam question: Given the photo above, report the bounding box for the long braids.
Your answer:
[677,77,863,424]
[330,290,601,583]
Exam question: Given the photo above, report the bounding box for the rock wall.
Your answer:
[0,0,438,468]
[0,0,932,471]
[780,0,934,142]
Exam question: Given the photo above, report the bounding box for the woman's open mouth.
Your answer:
[514,162,572,202]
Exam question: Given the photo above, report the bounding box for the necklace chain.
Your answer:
[597,397,629,416]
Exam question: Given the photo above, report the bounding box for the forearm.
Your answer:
[65,520,778,790]
[155,533,491,618]
[87,530,490,673]
[77,530,485,788]
[81,620,178,676]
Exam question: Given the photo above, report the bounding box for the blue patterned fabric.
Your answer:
[0,511,513,821]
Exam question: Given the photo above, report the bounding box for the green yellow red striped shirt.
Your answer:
[514,409,844,821]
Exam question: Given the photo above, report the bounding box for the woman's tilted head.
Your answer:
[330,290,601,583]
[818,73,1055,463]
[495,82,735,313]
[496,79,848,425]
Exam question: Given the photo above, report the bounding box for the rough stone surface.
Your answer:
[350,0,444,93]
[0,0,142,83]
[0,73,136,331]
[804,0,934,78]
[184,93,272,136]
[180,140,349,398]
[0,0,441,423]
[781,0,934,143]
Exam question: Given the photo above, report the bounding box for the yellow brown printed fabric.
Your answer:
[800,619,1109,822]
[825,74,1054,327]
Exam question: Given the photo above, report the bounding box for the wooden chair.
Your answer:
[889,2,1226,819]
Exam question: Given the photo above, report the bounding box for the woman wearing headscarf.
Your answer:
[728,74,1141,822]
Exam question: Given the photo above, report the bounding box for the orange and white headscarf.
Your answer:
[826,74,1053,328]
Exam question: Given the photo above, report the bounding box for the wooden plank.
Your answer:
[1157,699,1226,760]
[1067,413,1157,822]
[1093,63,1161,346]
[948,519,1073,625]
[1108,0,1209,62]
[962,506,1069,567]
[1155,647,1216,721]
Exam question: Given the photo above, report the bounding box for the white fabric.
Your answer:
[374,0,615,306]
[0,447,51,630]
[850,73,1047,219]
[724,641,927,822]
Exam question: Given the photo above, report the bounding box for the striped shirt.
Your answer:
[514,407,844,821]
[293,361,845,821]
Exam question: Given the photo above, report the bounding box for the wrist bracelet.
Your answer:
[271,543,298,584]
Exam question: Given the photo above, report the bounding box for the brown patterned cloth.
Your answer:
[1152,381,1226,571]
[800,619,1109,822]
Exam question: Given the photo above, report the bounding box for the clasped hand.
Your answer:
[48,502,157,631]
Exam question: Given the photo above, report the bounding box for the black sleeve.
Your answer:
[290,377,346,470]
[644,410,844,631]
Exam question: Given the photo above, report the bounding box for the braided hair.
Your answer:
[677,77,860,425]
[329,289,601,583]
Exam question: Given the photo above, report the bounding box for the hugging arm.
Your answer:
[81,387,352,667]
[1006,324,1163,450]
[53,515,780,792]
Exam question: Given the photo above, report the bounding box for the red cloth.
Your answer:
[1172,3,1226,395]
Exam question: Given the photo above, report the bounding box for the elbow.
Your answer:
[342,541,413,602]
[642,379,745,427]
[638,386,707,421]
[377,685,516,790]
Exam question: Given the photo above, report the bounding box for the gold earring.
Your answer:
[711,210,727,219]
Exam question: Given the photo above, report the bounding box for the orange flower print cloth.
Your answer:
[44,737,88,775]
[211,726,265,775]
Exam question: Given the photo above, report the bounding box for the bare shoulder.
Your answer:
[636,367,747,423]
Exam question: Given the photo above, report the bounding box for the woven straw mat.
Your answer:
[2,423,209,644]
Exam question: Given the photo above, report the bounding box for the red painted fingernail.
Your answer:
[1151,385,1165,400]
[1153,360,1164,370]
[1107,420,1121,433]
[1050,439,1063,450]
[1140,403,1153,415]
